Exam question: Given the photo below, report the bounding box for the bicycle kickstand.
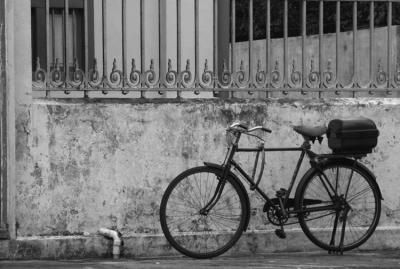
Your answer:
[328,209,348,255]
[337,209,349,255]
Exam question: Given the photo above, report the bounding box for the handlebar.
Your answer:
[248,126,272,133]
[227,122,272,134]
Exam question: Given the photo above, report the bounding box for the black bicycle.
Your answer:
[160,119,382,259]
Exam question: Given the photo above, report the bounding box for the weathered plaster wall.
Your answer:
[15,98,400,237]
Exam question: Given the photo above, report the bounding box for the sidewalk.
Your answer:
[1,251,400,269]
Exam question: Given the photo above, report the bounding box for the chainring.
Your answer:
[263,199,289,226]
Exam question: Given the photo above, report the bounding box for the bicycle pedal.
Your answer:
[275,229,286,239]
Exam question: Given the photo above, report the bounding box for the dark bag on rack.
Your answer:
[327,118,379,155]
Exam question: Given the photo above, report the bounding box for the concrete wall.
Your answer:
[14,98,400,238]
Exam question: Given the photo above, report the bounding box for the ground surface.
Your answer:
[1,251,400,269]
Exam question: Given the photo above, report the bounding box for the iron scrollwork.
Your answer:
[126,59,141,88]
[219,60,233,88]
[288,59,301,88]
[144,59,158,87]
[322,59,337,88]
[32,52,397,96]
[165,59,178,88]
[49,58,65,88]
[68,58,85,89]
[88,59,102,88]
[32,57,47,88]
[306,56,320,88]
[199,59,213,88]
[180,59,194,88]
[255,60,266,88]
[271,59,282,88]
[375,59,388,88]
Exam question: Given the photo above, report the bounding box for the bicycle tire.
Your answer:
[160,166,248,259]
[295,158,381,252]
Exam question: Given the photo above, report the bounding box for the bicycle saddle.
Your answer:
[293,125,327,138]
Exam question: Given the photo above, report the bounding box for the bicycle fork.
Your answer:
[199,165,231,215]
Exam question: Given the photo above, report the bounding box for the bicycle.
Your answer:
[159,120,382,259]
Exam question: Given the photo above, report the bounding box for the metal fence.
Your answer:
[32,0,400,98]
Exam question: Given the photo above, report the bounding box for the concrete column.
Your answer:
[14,0,32,105]
[3,0,16,240]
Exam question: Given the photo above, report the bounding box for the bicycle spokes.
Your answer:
[160,167,247,258]
[297,161,380,252]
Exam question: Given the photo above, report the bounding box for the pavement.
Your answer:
[1,251,400,269]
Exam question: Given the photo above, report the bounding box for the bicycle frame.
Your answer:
[201,131,356,219]
[233,145,306,212]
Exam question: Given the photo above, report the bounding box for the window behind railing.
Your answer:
[32,6,84,74]
[32,0,400,98]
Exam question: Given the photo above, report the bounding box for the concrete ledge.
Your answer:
[1,227,399,260]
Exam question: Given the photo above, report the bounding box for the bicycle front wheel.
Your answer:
[295,159,381,252]
[160,166,248,259]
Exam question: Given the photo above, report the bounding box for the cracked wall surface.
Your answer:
[15,98,400,237]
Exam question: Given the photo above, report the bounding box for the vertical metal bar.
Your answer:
[336,0,340,87]
[84,0,88,73]
[195,0,199,87]
[266,0,270,95]
[72,9,76,61]
[177,0,181,96]
[370,1,374,84]
[217,0,230,92]
[388,1,392,88]
[249,0,254,88]
[64,0,69,79]
[46,0,51,96]
[352,0,357,89]
[231,0,236,86]
[140,0,145,96]
[214,0,219,89]
[46,0,50,69]
[102,0,107,87]
[319,0,323,95]
[52,9,55,65]
[302,0,306,88]
[122,0,127,88]
[159,0,167,89]
[84,0,89,97]
[283,0,288,87]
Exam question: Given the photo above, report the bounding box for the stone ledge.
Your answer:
[30,97,400,106]
[1,227,399,260]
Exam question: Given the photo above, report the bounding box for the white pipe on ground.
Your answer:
[98,228,122,259]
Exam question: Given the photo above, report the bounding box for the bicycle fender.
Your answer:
[355,161,383,200]
[314,158,383,200]
[204,162,252,231]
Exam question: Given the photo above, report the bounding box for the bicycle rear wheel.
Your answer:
[160,166,247,259]
[295,159,381,252]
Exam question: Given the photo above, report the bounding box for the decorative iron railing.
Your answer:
[32,0,400,98]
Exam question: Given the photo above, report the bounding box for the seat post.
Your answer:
[301,136,312,149]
